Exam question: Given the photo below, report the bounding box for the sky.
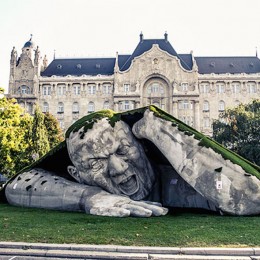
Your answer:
[1,0,260,92]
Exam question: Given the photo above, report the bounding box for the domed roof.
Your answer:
[23,35,35,48]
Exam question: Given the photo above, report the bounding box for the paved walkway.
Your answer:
[0,242,260,260]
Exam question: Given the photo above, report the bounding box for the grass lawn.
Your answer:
[1,203,260,247]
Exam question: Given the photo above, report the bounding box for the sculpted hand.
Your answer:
[84,191,168,217]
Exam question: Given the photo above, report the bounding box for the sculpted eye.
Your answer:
[117,145,130,155]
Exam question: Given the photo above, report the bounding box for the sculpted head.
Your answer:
[66,118,155,200]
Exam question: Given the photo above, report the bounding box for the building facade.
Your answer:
[8,33,260,135]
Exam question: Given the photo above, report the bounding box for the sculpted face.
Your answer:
[67,119,155,200]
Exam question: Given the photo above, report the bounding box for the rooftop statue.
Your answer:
[1,106,260,217]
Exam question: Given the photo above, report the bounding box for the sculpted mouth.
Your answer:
[119,175,139,196]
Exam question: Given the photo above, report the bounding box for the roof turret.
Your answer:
[23,35,35,49]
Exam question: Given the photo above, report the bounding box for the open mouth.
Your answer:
[119,175,139,196]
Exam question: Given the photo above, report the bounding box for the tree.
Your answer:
[29,105,50,161]
[0,88,33,177]
[44,112,64,149]
[212,99,260,166]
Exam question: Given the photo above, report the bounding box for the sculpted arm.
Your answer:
[5,168,167,217]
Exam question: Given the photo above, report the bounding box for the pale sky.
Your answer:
[1,0,260,92]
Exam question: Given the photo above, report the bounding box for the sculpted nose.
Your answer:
[109,154,128,176]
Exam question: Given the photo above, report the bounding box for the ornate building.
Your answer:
[8,33,260,135]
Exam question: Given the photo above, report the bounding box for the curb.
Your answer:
[0,242,260,259]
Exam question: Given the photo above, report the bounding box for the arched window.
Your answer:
[58,102,64,113]
[203,101,209,111]
[21,85,29,94]
[72,102,79,113]
[88,102,95,113]
[103,101,110,109]
[219,100,225,111]
[43,102,49,113]
[147,83,164,94]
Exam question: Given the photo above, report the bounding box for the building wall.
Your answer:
[8,41,260,134]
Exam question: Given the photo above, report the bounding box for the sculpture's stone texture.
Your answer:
[133,109,260,215]
[1,106,259,217]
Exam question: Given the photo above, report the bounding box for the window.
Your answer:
[203,117,210,128]
[232,82,241,94]
[43,85,51,96]
[203,101,209,111]
[200,83,210,93]
[57,102,64,113]
[19,102,25,109]
[72,102,79,113]
[152,101,160,107]
[88,85,96,94]
[120,100,134,111]
[103,101,110,109]
[43,102,49,113]
[59,120,64,129]
[124,83,130,93]
[181,83,188,92]
[27,103,33,114]
[180,116,193,127]
[216,83,225,93]
[88,102,95,113]
[73,84,81,95]
[219,100,225,111]
[178,100,190,110]
[57,85,66,95]
[247,82,256,94]
[103,84,111,94]
[21,85,29,94]
[147,82,165,95]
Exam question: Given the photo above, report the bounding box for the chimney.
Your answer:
[164,31,168,42]
[140,32,143,42]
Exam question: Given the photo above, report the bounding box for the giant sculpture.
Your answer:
[1,106,260,217]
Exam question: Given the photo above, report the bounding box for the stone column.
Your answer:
[172,100,178,118]
[194,100,200,131]
[39,84,42,96]
[114,101,119,112]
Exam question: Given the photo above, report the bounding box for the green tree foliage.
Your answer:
[29,105,50,161]
[0,89,65,177]
[44,112,64,149]
[0,89,33,177]
[213,99,260,166]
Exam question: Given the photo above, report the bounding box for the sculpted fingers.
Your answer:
[121,204,152,217]
[130,201,168,216]
[90,206,130,217]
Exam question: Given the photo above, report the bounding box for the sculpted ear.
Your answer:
[67,166,82,183]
